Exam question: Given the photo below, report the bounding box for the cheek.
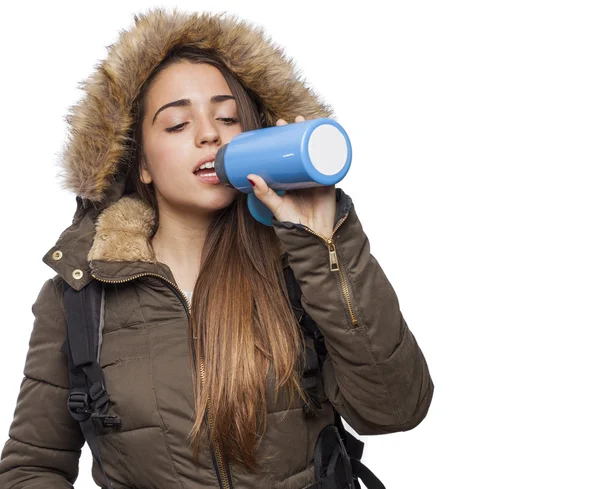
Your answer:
[147,136,184,162]
[225,126,244,143]
[145,141,190,179]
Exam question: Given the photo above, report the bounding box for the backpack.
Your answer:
[60,265,386,489]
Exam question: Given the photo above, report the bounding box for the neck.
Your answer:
[150,200,217,290]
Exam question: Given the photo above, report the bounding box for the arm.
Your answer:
[0,276,85,488]
[272,188,434,435]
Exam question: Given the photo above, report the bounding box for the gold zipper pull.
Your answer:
[328,241,339,272]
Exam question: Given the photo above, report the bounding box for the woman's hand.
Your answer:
[247,115,337,238]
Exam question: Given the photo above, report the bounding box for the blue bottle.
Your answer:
[214,117,352,226]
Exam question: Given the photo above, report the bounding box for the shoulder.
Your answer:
[31,274,67,327]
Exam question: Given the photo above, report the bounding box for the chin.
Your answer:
[196,188,238,209]
[161,186,238,215]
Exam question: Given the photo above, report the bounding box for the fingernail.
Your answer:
[248,177,256,188]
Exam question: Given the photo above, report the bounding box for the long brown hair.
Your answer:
[124,45,309,470]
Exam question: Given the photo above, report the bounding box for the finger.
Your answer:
[247,173,284,214]
[295,115,305,122]
[276,118,288,126]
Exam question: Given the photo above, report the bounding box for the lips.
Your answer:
[194,172,221,185]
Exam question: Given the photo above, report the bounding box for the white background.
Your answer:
[1,1,599,488]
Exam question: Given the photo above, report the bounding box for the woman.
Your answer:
[0,7,433,489]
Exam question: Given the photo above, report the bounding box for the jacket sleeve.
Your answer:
[0,276,85,488]
[272,188,434,435]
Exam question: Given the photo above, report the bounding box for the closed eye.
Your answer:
[166,118,240,133]
[165,122,187,133]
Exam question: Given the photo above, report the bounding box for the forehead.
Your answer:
[147,62,233,106]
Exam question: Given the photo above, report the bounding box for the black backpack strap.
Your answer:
[312,425,354,489]
[61,280,120,489]
[349,458,386,489]
[283,263,387,489]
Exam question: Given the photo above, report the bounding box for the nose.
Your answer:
[195,120,221,147]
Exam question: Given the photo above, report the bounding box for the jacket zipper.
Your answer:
[295,212,359,327]
[90,271,233,489]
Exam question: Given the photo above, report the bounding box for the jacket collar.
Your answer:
[42,193,294,291]
[42,194,157,290]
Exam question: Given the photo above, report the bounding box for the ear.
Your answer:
[140,159,152,185]
[140,166,152,185]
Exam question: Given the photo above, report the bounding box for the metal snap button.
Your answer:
[72,269,83,280]
[52,250,63,261]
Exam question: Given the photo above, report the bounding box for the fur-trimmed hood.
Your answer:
[42,7,340,290]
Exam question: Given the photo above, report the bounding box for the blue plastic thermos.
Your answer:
[214,117,352,226]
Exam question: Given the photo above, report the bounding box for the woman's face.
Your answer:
[141,61,241,214]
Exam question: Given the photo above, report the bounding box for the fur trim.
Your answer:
[86,194,289,265]
[87,195,156,263]
[58,7,334,203]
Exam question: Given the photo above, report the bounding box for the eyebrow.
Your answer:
[151,94,236,125]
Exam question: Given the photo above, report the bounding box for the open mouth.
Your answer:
[193,160,217,177]
[192,156,222,184]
